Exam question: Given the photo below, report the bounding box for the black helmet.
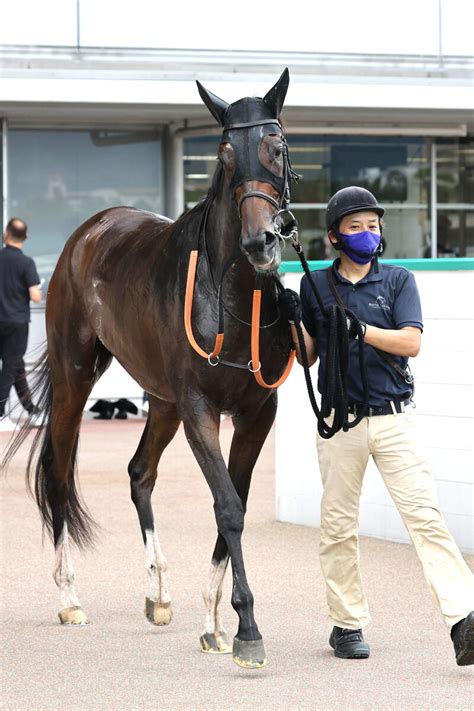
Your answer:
[326,186,384,231]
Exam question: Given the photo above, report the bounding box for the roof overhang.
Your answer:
[1,46,473,133]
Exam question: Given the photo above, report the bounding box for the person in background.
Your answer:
[0,218,42,431]
[279,186,474,666]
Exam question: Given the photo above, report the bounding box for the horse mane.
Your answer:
[209,161,224,199]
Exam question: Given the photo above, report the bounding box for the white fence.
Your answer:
[276,269,474,554]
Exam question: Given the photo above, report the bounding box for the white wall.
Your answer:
[2,0,473,56]
[14,309,143,415]
[276,269,474,553]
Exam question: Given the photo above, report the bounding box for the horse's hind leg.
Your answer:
[128,396,180,625]
[48,339,112,625]
[200,393,277,659]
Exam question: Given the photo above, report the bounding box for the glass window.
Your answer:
[183,136,217,209]
[436,138,474,257]
[288,136,430,260]
[0,123,3,235]
[8,129,162,279]
[183,134,431,260]
[182,133,474,260]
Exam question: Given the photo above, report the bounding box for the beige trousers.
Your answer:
[317,408,474,631]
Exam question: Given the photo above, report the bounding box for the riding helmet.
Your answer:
[326,186,384,231]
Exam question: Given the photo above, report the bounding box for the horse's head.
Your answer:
[197,69,294,273]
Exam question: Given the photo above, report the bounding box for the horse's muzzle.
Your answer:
[240,231,281,272]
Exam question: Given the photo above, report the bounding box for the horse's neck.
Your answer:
[206,192,240,267]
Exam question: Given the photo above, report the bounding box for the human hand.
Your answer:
[278,288,302,324]
[346,313,367,340]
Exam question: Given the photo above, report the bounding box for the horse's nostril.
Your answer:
[241,231,276,256]
[239,237,249,256]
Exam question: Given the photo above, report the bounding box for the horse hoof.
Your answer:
[145,598,173,626]
[58,606,89,625]
[200,632,232,654]
[232,637,267,669]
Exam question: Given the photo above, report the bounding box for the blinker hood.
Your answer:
[196,70,290,199]
[223,113,285,195]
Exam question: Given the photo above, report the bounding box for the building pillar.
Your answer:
[163,124,184,220]
[2,118,8,232]
[430,138,437,258]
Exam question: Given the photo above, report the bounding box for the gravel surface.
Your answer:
[1,418,473,710]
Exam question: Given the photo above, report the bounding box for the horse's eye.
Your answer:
[218,143,236,176]
[219,143,233,162]
[259,137,284,177]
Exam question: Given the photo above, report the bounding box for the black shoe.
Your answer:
[329,626,370,659]
[89,399,114,419]
[451,612,474,666]
[113,398,138,419]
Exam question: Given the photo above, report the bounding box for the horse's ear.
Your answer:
[196,81,229,126]
[263,68,290,118]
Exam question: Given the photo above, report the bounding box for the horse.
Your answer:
[5,68,297,669]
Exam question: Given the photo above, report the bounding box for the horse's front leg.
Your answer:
[182,397,267,669]
[200,393,277,660]
[128,398,181,626]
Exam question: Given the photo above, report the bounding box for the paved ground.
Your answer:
[1,417,473,710]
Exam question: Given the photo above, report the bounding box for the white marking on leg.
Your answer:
[53,523,81,609]
[144,529,171,603]
[202,557,229,635]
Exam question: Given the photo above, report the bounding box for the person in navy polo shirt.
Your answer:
[279,186,474,666]
[0,218,42,431]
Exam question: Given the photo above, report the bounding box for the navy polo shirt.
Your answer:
[0,245,40,323]
[300,259,423,406]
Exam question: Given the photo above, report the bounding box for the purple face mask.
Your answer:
[337,230,381,265]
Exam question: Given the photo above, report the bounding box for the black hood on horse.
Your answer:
[196,68,288,127]
[197,69,291,200]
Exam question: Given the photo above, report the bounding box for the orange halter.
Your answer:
[184,250,295,389]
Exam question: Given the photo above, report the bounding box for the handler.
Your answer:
[279,186,474,665]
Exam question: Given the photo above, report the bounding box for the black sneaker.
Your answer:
[329,626,370,659]
[451,612,474,666]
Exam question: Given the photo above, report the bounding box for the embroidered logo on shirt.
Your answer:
[369,295,391,311]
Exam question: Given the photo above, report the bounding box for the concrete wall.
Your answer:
[15,308,143,415]
[2,0,473,57]
[276,269,474,554]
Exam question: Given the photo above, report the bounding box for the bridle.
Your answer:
[184,117,299,388]
[225,118,299,218]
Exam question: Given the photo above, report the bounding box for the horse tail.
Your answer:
[2,348,97,548]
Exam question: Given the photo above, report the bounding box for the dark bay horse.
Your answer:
[6,69,296,669]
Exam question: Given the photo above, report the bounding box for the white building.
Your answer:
[1,0,473,550]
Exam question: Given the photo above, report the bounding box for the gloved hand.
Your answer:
[278,288,302,325]
[346,313,367,340]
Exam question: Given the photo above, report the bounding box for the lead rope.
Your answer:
[276,212,370,438]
